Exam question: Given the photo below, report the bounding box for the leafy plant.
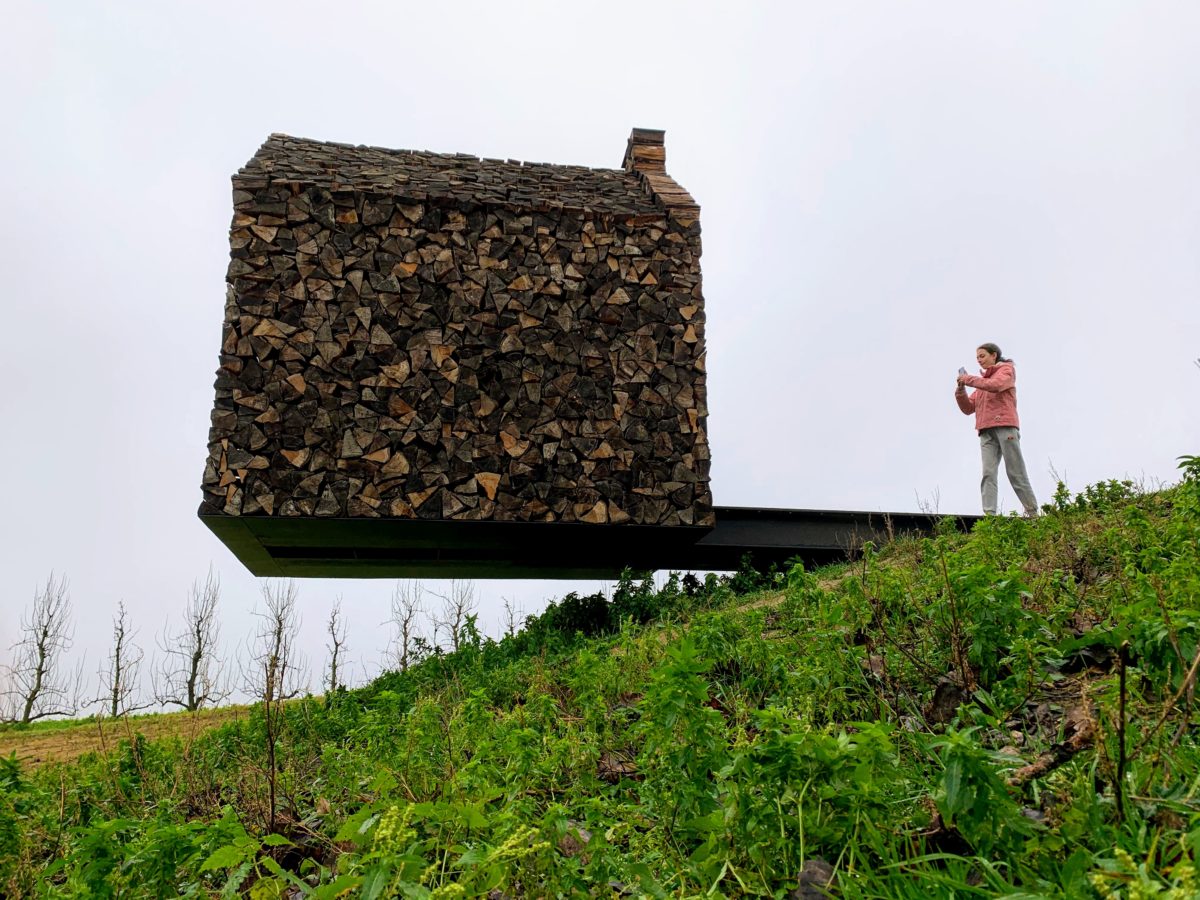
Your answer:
[5,469,1200,897]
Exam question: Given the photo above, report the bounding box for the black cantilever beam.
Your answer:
[200,506,978,579]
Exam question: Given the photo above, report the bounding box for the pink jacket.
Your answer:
[955,360,1020,431]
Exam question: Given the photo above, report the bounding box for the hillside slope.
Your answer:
[3,460,1199,898]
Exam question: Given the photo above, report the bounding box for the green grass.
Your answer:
[0,716,91,735]
[0,705,244,736]
[3,459,1199,897]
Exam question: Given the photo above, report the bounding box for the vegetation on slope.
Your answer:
[2,458,1199,898]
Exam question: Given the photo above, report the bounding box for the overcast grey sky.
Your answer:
[1,1,1196,703]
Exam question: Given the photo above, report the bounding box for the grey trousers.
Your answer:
[980,426,1038,515]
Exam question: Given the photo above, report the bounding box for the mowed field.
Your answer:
[0,706,249,768]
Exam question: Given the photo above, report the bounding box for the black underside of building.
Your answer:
[200,506,978,579]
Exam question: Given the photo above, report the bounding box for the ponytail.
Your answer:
[978,342,1008,362]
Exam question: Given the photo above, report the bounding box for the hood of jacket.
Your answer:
[981,359,1015,378]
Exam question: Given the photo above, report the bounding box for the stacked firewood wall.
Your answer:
[201,139,712,527]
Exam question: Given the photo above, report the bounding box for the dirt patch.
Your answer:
[737,591,787,611]
[0,706,249,769]
[735,572,848,614]
[608,623,688,657]
[608,578,847,657]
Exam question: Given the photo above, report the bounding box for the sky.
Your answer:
[1,1,1196,706]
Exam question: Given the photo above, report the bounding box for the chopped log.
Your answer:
[202,130,713,527]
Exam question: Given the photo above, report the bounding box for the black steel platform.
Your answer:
[201,506,977,579]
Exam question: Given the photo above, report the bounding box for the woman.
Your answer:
[955,343,1038,516]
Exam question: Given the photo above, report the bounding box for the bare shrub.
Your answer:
[156,568,227,711]
[246,580,307,702]
[915,487,941,516]
[501,596,524,639]
[431,579,477,653]
[2,573,82,723]
[325,597,348,696]
[387,580,425,672]
[245,580,307,832]
[96,601,151,718]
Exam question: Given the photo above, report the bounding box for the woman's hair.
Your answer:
[977,342,1008,362]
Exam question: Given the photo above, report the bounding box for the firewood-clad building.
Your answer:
[200,128,712,563]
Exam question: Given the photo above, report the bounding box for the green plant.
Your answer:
[6,470,1200,897]
[929,726,1034,859]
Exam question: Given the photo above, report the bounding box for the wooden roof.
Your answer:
[234,132,698,216]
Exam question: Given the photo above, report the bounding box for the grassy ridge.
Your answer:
[0,707,251,769]
[2,460,1199,897]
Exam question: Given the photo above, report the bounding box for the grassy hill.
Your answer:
[2,458,1199,898]
[0,707,250,771]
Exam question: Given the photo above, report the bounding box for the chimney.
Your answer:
[622,127,667,173]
